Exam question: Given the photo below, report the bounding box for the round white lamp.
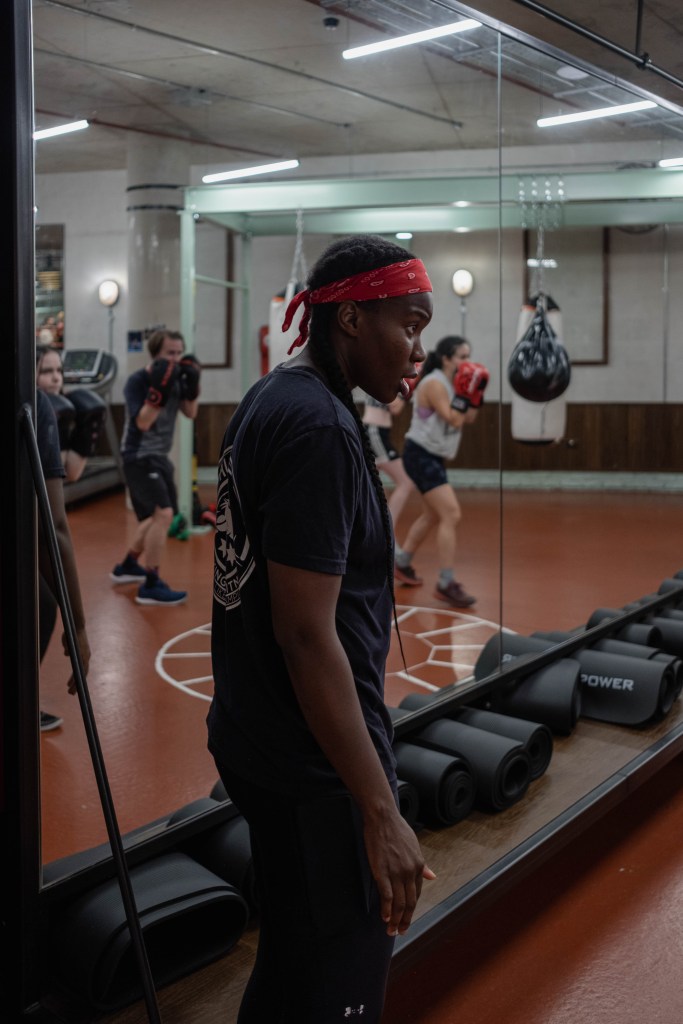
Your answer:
[451,269,474,334]
[451,269,474,298]
[98,280,120,352]
[98,279,120,307]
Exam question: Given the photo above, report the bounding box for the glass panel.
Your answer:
[32,1,505,885]
[498,33,683,643]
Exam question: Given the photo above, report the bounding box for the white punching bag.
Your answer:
[267,279,304,370]
[510,295,568,444]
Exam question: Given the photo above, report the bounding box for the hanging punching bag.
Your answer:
[267,279,305,371]
[509,295,571,444]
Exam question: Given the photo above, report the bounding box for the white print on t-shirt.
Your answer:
[213,444,255,611]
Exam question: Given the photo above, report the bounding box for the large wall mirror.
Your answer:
[30,0,683,1008]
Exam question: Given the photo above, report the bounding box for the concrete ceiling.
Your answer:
[32,0,683,176]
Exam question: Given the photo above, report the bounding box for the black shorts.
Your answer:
[123,454,177,521]
[367,425,399,465]
[402,438,448,494]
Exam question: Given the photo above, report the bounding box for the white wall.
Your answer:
[35,170,129,402]
[36,154,683,407]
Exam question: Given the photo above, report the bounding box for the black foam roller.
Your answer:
[393,741,475,828]
[474,632,548,680]
[491,658,582,736]
[643,617,683,658]
[586,608,662,647]
[573,648,677,725]
[454,707,552,781]
[183,814,258,914]
[400,693,552,782]
[409,719,531,812]
[658,577,683,598]
[169,800,257,913]
[591,638,662,660]
[396,778,420,829]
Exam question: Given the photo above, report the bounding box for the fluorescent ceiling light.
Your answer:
[556,64,589,81]
[396,231,413,239]
[658,156,683,168]
[343,19,479,60]
[537,99,656,127]
[527,258,558,268]
[452,200,471,208]
[202,159,299,184]
[33,119,89,140]
[453,227,471,233]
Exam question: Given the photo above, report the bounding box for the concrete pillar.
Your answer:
[125,135,190,373]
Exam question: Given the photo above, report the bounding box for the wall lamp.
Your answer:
[452,269,474,335]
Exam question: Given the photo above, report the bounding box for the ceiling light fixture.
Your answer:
[452,200,471,208]
[527,258,558,268]
[396,231,413,240]
[202,159,300,184]
[658,156,683,168]
[537,99,656,127]
[453,226,471,233]
[33,119,89,140]
[342,19,480,60]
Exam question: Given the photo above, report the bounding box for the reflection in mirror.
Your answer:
[499,35,683,658]
[33,2,506,883]
[32,0,683,925]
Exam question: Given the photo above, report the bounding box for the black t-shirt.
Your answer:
[36,389,66,480]
[207,364,396,798]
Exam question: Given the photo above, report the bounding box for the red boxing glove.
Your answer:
[145,358,179,408]
[453,361,490,410]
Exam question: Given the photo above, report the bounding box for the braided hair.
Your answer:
[306,234,413,647]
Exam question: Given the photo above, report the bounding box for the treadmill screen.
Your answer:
[62,350,100,373]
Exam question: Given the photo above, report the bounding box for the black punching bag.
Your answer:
[508,296,571,403]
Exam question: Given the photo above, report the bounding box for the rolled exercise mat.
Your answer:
[397,778,420,829]
[400,693,552,781]
[585,608,662,648]
[573,648,678,725]
[393,740,476,828]
[409,719,531,812]
[50,852,249,1014]
[474,631,549,680]
[168,799,258,915]
[490,659,582,736]
[641,617,683,658]
[474,633,582,735]
[591,640,683,703]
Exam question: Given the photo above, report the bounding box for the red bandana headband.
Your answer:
[281,258,432,354]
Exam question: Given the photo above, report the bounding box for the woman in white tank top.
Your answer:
[398,336,482,609]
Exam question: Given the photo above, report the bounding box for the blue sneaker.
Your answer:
[110,556,147,584]
[135,578,187,605]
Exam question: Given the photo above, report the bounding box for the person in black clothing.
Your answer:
[36,388,91,731]
[208,235,436,1023]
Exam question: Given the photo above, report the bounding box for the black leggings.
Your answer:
[216,763,395,1024]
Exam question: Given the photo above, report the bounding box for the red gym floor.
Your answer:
[38,484,683,1023]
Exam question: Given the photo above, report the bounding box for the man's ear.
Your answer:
[336,300,360,337]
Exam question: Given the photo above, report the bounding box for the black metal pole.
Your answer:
[502,0,683,87]
[20,403,162,1024]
